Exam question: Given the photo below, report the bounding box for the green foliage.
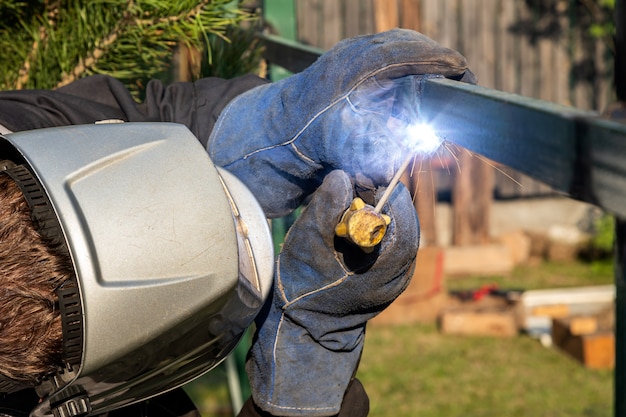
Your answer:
[589,22,615,39]
[0,0,259,95]
[591,213,615,253]
[584,0,616,42]
[201,24,264,80]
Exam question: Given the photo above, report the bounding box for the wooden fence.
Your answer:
[265,0,615,244]
[285,0,615,199]
[291,0,614,112]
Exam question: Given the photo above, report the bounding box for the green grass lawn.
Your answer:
[358,323,613,417]
[446,259,614,292]
[187,259,616,416]
[357,259,615,417]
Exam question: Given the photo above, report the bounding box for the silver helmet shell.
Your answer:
[0,123,274,417]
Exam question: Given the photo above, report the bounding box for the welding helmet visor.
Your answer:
[0,123,274,417]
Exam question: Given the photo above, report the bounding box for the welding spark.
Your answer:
[405,123,442,155]
[370,122,442,213]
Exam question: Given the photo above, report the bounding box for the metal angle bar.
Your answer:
[258,33,324,74]
[420,77,626,217]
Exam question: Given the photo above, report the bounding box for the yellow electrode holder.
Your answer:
[335,197,391,252]
[336,124,440,251]
[334,153,414,252]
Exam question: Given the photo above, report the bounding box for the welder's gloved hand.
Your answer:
[246,170,420,417]
[208,28,475,218]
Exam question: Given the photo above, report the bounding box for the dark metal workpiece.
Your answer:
[419,77,626,218]
[258,33,323,74]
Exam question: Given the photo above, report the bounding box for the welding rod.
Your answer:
[373,153,413,213]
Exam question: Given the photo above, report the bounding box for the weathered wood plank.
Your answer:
[595,37,611,111]
[359,0,375,34]
[440,306,518,337]
[479,0,496,89]
[400,0,420,31]
[518,2,537,99]
[539,35,554,102]
[572,26,590,110]
[419,0,438,40]
[321,0,342,49]
[374,0,399,32]
[554,8,571,106]
[498,0,518,94]
[296,0,322,47]
[553,318,615,369]
[344,0,363,38]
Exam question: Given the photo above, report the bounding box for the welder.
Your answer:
[0,30,474,417]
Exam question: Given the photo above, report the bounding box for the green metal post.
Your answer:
[227,3,300,414]
[262,0,298,81]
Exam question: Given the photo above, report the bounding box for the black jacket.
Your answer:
[0,74,267,146]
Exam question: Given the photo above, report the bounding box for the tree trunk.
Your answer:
[452,149,494,246]
[402,159,437,246]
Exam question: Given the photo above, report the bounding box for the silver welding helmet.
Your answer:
[0,123,274,417]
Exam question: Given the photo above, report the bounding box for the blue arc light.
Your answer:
[405,123,442,155]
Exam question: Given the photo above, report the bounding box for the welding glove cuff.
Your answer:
[208,29,475,218]
[246,170,419,416]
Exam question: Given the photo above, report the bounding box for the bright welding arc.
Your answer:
[374,123,442,213]
[405,123,442,155]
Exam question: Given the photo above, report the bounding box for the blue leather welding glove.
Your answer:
[246,170,419,417]
[208,29,475,218]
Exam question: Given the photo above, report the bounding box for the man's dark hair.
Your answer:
[0,175,74,385]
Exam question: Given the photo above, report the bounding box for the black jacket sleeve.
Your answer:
[0,74,268,147]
